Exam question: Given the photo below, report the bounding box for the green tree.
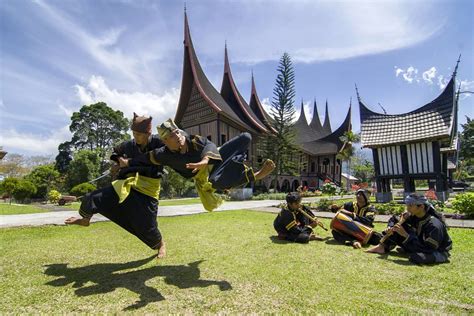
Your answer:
[351,149,374,183]
[56,102,130,172]
[0,153,28,178]
[25,164,60,199]
[12,179,37,203]
[459,116,473,160]
[336,131,360,191]
[66,150,101,190]
[0,177,19,204]
[265,53,299,190]
[160,167,195,198]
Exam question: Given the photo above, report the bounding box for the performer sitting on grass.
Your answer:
[273,192,324,243]
[366,194,452,265]
[119,118,275,212]
[65,113,167,259]
[330,189,381,248]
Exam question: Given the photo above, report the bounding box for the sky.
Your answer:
[1,0,473,157]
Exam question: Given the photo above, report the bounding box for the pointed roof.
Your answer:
[300,104,352,155]
[175,12,256,133]
[309,99,325,137]
[220,45,270,134]
[358,64,458,147]
[294,101,320,143]
[322,100,332,135]
[249,74,277,133]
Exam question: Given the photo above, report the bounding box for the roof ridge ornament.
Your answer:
[453,54,461,77]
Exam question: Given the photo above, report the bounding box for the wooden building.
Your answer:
[175,13,351,192]
[358,61,460,202]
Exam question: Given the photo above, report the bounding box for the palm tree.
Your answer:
[336,131,360,191]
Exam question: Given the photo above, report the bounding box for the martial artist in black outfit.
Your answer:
[121,119,274,211]
[273,192,320,243]
[65,114,166,255]
[367,194,452,264]
[331,189,382,248]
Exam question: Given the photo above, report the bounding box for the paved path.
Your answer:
[1,198,473,229]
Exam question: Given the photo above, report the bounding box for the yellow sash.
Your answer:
[193,165,223,212]
[112,172,161,203]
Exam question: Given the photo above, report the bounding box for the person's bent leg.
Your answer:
[409,251,449,264]
[218,132,252,161]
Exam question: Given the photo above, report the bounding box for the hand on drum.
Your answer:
[352,241,362,249]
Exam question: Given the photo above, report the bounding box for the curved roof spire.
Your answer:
[249,74,277,133]
[309,99,324,134]
[220,44,270,133]
[175,11,256,132]
[322,99,332,134]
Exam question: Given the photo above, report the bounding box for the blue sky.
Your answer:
[1,0,473,157]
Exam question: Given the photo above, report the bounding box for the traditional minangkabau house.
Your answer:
[358,60,460,202]
[175,12,352,192]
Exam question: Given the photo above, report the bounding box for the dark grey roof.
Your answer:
[309,100,325,138]
[220,47,270,134]
[175,13,257,133]
[359,76,457,147]
[249,75,277,133]
[294,102,321,143]
[322,100,332,135]
[300,105,352,155]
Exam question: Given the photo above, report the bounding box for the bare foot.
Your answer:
[366,244,386,254]
[64,217,90,226]
[255,159,276,180]
[352,241,362,249]
[157,240,166,259]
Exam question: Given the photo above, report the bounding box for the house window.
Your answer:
[311,162,315,172]
[221,134,226,145]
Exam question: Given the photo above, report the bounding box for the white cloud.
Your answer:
[0,126,71,155]
[395,67,404,77]
[459,79,474,99]
[402,66,418,83]
[74,75,179,124]
[437,75,448,90]
[422,67,437,84]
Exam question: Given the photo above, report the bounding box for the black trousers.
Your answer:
[79,186,162,250]
[383,215,450,264]
[209,132,256,190]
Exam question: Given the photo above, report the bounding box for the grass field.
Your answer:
[1,210,472,314]
[0,203,50,215]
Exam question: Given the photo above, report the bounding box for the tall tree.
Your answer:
[459,116,473,160]
[55,102,130,172]
[0,153,28,178]
[25,164,60,199]
[337,131,360,191]
[65,150,101,190]
[265,53,299,190]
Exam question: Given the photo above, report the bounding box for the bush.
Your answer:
[70,183,96,197]
[48,190,62,204]
[321,182,337,195]
[451,193,474,218]
[316,199,332,212]
[252,193,288,200]
[375,201,405,215]
[12,180,37,203]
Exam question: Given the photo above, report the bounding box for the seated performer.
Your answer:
[331,189,381,248]
[65,113,167,258]
[273,192,323,243]
[367,194,452,264]
[119,118,275,211]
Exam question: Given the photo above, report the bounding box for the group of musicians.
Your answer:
[273,190,452,265]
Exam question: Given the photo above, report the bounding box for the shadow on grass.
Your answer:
[269,236,331,244]
[44,256,232,311]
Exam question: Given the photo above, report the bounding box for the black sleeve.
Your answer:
[402,221,444,253]
[129,147,166,167]
[192,135,221,162]
[110,142,127,162]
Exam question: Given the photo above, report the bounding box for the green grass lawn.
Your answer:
[1,210,472,313]
[0,203,50,215]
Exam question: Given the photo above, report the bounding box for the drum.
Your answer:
[330,211,374,245]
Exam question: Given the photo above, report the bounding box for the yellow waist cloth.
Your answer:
[193,165,223,212]
[112,172,161,203]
